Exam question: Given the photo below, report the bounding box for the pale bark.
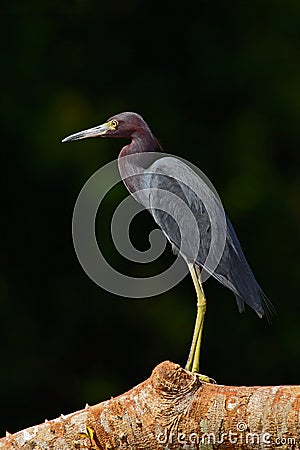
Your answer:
[1,361,299,449]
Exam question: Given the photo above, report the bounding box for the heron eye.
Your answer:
[111,119,118,129]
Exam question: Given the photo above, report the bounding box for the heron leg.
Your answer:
[185,263,207,374]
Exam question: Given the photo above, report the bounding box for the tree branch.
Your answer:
[1,361,299,449]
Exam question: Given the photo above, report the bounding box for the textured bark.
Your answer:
[1,361,299,449]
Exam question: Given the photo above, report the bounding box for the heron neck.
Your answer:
[119,129,160,157]
[118,130,161,194]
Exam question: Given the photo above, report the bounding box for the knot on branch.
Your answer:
[151,361,202,397]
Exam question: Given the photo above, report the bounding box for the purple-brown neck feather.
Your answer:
[119,128,160,157]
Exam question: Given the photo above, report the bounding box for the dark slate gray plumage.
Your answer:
[132,158,270,318]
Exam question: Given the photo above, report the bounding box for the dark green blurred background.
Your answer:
[2,0,299,435]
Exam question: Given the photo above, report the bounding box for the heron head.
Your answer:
[62,112,147,142]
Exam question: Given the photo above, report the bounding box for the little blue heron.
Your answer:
[62,112,273,376]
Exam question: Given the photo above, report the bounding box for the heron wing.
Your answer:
[145,157,213,266]
[141,156,272,318]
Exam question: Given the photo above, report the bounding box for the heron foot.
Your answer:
[196,373,217,384]
[185,367,217,383]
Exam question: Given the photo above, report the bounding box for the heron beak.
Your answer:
[62,122,112,143]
